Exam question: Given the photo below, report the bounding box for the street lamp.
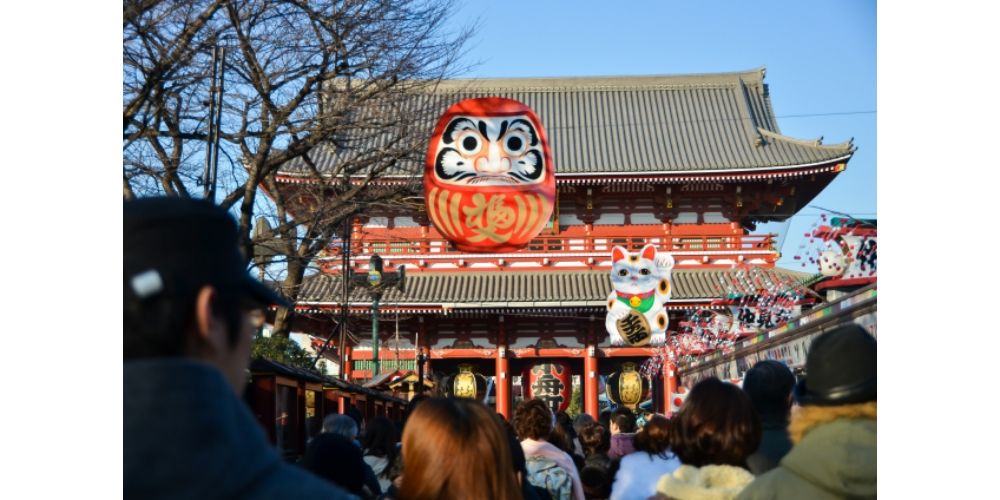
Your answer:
[351,253,405,377]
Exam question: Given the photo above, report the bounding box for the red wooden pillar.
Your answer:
[663,360,676,417]
[584,344,599,419]
[343,345,353,381]
[495,316,511,419]
[496,349,510,418]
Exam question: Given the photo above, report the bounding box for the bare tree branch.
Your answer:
[125,0,474,340]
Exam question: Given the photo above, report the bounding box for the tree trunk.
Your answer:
[271,255,308,338]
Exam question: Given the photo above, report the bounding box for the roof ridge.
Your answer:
[430,67,767,91]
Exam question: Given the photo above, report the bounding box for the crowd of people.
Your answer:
[124,197,876,499]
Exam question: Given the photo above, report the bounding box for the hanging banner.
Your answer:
[424,97,555,253]
[605,244,673,346]
[522,361,572,413]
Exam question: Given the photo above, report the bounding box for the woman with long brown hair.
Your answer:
[655,378,761,500]
[398,397,523,500]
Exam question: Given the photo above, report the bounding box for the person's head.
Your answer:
[300,433,366,495]
[124,197,289,391]
[743,360,796,420]
[322,414,359,441]
[670,378,761,468]
[794,324,877,408]
[788,324,877,443]
[633,415,672,457]
[577,422,610,456]
[609,407,636,434]
[513,398,554,441]
[399,397,522,500]
[580,464,612,499]
[572,413,595,436]
[362,416,398,459]
[598,409,612,430]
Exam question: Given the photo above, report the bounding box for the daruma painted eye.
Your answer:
[618,269,628,277]
[505,134,524,154]
[460,135,480,154]
[424,97,555,253]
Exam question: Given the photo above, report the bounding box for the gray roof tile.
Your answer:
[280,68,854,178]
[294,268,814,306]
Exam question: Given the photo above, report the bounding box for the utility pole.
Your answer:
[203,43,225,202]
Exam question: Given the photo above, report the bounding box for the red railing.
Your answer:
[317,227,777,272]
[349,233,774,255]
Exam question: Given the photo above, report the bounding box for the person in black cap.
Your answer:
[124,197,352,499]
[742,360,796,475]
[736,323,876,500]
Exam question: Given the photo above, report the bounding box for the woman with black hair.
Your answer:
[361,416,399,493]
[609,416,679,500]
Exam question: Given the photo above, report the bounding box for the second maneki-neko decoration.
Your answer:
[605,244,674,347]
[424,97,556,253]
[521,361,572,414]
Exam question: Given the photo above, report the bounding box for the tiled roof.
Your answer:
[249,358,406,402]
[294,267,814,306]
[279,68,854,178]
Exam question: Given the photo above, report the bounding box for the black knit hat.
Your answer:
[794,323,876,406]
[124,197,290,308]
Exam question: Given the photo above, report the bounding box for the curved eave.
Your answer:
[273,155,852,186]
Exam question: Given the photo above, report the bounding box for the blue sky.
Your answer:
[450,0,876,270]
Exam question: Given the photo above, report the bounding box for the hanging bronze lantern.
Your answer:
[606,362,651,410]
[447,364,487,400]
[522,361,573,414]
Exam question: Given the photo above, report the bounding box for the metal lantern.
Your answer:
[447,364,487,400]
[606,362,651,410]
[522,361,573,413]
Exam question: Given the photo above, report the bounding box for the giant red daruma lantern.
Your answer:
[425,97,555,253]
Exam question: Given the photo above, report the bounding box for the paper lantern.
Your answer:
[522,361,572,413]
[446,364,487,400]
[606,362,651,410]
[424,97,555,253]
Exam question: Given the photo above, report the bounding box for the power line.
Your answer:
[777,110,876,119]
[530,109,876,132]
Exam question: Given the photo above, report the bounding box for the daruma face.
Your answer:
[425,97,555,253]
